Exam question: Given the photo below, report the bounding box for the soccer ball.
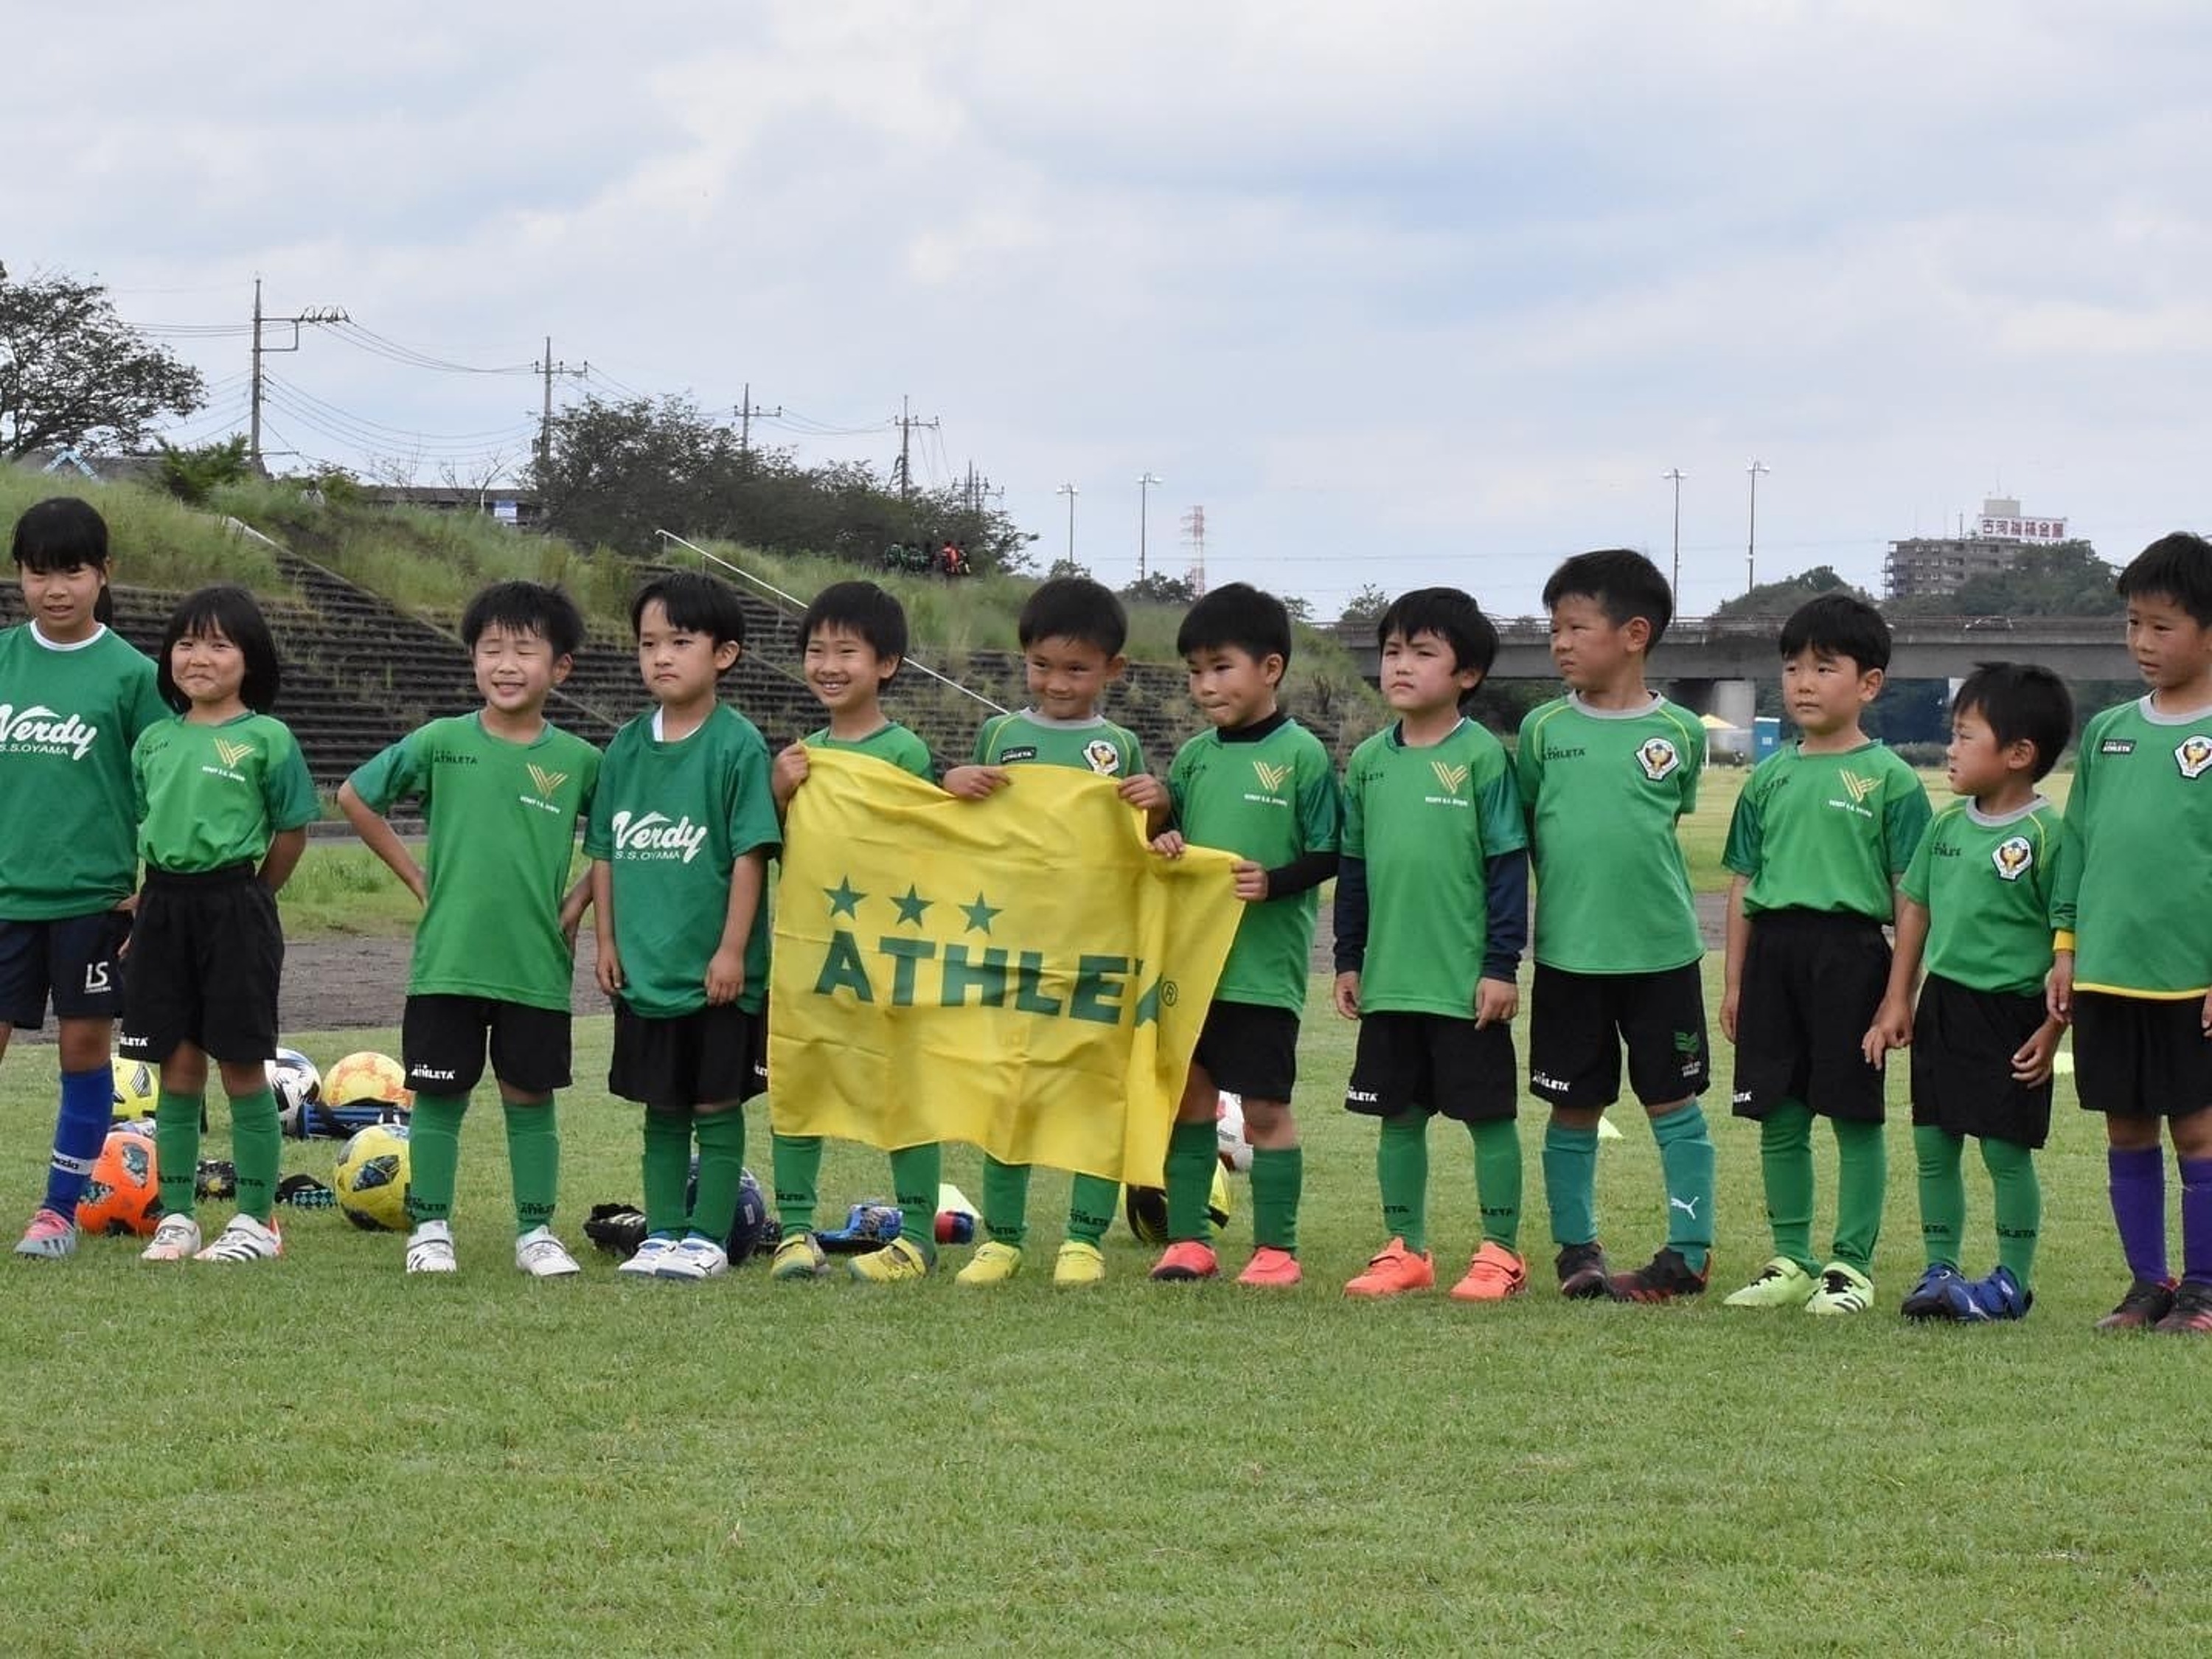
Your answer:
[680,1161,779,1262]
[333,1123,412,1232]
[323,1051,412,1113]
[77,1129,161,1236]
[110,1057,156,1121]
[266,1046,321,1116]
[1215,1091,1253,1174]
[1122,1165,1234,1245]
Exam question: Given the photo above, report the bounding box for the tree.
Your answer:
[156,435,252,505]
[1711,565,1861,619]
[1337,584,1391,627]
[1281,594,1315,625]
[1045,556,1091,580]
[1120,571,1198,606]
[1950,540,2121,616]
[0,262,205,459]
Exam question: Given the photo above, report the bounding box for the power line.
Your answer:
[310,319,533,376]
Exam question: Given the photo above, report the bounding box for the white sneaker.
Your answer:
[618,1235,678,1278]
[515,1225,581,1278]
[406,1220,458,1275]
[194,1214,282,1262]
[142,1214,204,1262]
[655,1235,730,1281]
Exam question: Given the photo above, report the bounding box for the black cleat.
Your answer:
[1607,1246,1710,1304]
[2153,1279,2212,1335]
[2095,1276,2177,1332]
[1555,1241,1610,1299]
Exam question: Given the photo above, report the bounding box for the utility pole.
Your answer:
[736,381,782,464]
[535,338,588,480]
[1745,459,1771,595]
[247,277,348,473]
[1056,483,1079,563]
[891,394,941,498]
[1663,467,1686,604]
[1137,471,1163,581]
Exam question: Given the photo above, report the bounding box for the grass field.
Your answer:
[2,954,2205,1655]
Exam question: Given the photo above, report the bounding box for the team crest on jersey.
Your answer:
[212,738,254,769]
[526,763,568,799]
[1252,761,1292,793]
[1083,739,1123,776]
[1838,769,1879,805]
[1429,760,1469,796]
[2177,735,2212,779]
[1635,737,1680,782]
[1992,835,2034,882]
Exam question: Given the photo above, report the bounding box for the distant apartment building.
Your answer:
[1885,496,2069,602]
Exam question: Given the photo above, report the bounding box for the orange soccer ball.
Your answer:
[321,1051,414,1113]
[77,1130,162,1237]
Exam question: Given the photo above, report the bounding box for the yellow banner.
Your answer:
[769,750,1242,1183]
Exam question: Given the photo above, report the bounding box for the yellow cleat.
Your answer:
[847,1236,933,1283]
[956,1240,1024,1287]
[771,1233,829,1282]
[1053,1240,1106,1287]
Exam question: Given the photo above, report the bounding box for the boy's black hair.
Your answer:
[1778,591,1893,672]
[798,580,908,679]
[157,584,283,714]
[1374,587,1499,701]
[1175,582,1292,667]
[1952,661,2073,783]
[462,580,584,658]
[1019,575,1127,656]
[11,495,116,625]
[2116,532,2212,627]
[1540,548,1673,647]
[631,571,746,656]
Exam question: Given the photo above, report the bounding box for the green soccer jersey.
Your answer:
[0,622,166,919]
[133,713,319,873]
[2067,696,2212,997]
[585,705,782,1018]
[1722,740,1931,921]
[1167,715,1341,1013]
[348,714,601,1011]
[1902,796,2079,998]
[1342,718,1526,1017]
[973,709,1144,777]
[1517,692,1705,973]
[807,721,935,781]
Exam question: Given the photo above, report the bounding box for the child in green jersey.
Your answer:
[768,580,944,1284]
[2056,533,2212,1332]
[126,588,318,1264]
[588,572,780,1283]
[1520,550,1717,1303]
[338,581,600,1279]
[1863,664,2076,1322]
[1335,588,1528,1301]
[939,576,1170,1288]
[1149,582,1340,1288]
[2,499,167,1259]
[1721,594,1932,1315]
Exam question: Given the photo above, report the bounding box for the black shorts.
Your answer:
[1528,961,1708,1110]
[1346,1011,1517,1124]
[2073,991,2212,1121]
[117,866,282,1066]
[0,909,131,1029]
[1908,973,2052,1147]
[609,1000,768,1109]
[1731,908,1891,1124]
[402,995,572,1096]
[1190,1001,1299,1101]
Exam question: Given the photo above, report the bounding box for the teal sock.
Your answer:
[1250,1144,1301,1253]
[1759,1100,1816,1273]
[154,1088,204,1220]
[229,1085,280,1224]
[689,1107,746,1242]
[1542,1120,1599,1249]
[772,1133,823,1234]
[1469,1118,1523,1251]
[1164,1120,1219,1244]
[1832,1118,1887,1273]
[1065,1173,1119,1248]
[889,1142,940,1254]
[642,1107,692,1237]
[1377,1113,1430,1253]
[504,1097,560,1235]
[981,1153,1030,1247]
[1914,1124,1965,1270]
[1982,1136,2041,1289]
[1651,1101,1714,1272]
[404,1093,468,1227]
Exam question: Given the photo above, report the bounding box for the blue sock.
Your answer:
[43,1066,113,1217]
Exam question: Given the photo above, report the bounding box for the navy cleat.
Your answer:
[1940,1265,2031,1323]
[1900,1263,1962,1321]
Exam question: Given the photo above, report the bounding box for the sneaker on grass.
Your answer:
[1149,1240,1219,1282]
[655,1235,729,1281]
[195,1214,281,1262]
[1052,1240,1105,1287]
[14,1207,77,1260]
[1449,1241,1527,1302]
[1940,1265,2031,1323]
[956,1241,1024,1287]
[847,1236,932,1283]
[515,1225,580,1278]
[1554,1241,1610,1299]
[1343,1238,1433,1298]
[619,1235,677,1279]
[2093,1276,2175,1332]
[2152,1279,2212,1335]
[1607,1246,1708,1304]
[141,1214,203,1262]
[1804,1262,1874,1315]
[771,1233,829,1282]
[1722,1256,1818,1309]
[1900,1263,1961,1321]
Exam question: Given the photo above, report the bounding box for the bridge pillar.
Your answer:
[1663,677,1754,723]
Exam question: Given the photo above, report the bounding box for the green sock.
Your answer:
[689,1107,746,1242]
[154,1088,204,1220]
[1832,1119,1887,1273]
[1982,1136,2041,1289]
[1065,1173,1119,1248]
[1542,1119,1599,1248]
[1377,1112,1430,1253]
[1914,1124,1964,1270]
[1250,1144,1302,1253]
[1760,1100,1816,1273]
[1164,1120,1219,1243]
[504,1097,560,1236]
[888,1141,940,1253]
[405,1093,468,1227]
[642,1107,692,1237]
[772,1133,823,1234]
[981,1153,1030,1247]
[1469,1118,1523,1251]
[1651,1102,1715,1271]
[229,1085,280,1224]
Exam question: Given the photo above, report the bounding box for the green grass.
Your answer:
[0,468,285,591]
[1,959,2205,1653]
[275,844,426,938]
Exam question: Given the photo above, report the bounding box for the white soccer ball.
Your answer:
[1215,1091,1253,1175]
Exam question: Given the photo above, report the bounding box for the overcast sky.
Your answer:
[15,1,2211,619]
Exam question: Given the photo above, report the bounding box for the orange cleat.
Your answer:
[1343,1237,1435,1298]
[1236,1245,1302,1288]
[1449,1240,1528,1301]
[1149,1239,1220,1281]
